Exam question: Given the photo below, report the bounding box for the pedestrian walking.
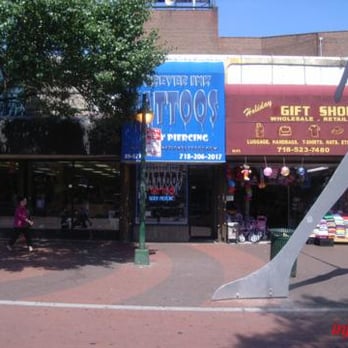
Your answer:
[7,196,34,252]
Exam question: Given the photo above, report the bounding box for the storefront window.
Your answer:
[225,162,336,230]
[136,164,187,224]
[0,161,19,215]
[0,160,121,230]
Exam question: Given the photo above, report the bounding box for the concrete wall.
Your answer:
[224,55,347,85]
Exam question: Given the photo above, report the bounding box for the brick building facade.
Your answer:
[146,6,348,57]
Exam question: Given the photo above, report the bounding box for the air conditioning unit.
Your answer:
[165,0,176,5]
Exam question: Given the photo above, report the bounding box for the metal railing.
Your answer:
[151,0,215,9]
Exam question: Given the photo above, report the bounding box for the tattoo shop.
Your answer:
[122,61,226,242]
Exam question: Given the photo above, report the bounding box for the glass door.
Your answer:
[189,166,213,239]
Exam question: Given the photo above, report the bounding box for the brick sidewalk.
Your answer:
[1,239,348,347]
[1,239,348,307]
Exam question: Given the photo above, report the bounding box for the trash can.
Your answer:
[270,228,297,277]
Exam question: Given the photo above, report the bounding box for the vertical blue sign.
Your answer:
[122,61,225,163]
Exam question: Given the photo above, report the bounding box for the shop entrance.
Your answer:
[188,167,214,239]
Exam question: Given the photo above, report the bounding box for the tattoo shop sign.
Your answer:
[121,62,225,163]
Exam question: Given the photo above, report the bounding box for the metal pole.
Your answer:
[134,94,150,265]
[334,61,348,102]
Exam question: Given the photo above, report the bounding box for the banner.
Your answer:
[226,84,348,156]
[122,62,225,163]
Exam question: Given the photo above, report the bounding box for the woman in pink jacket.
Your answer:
[7,197,34,252]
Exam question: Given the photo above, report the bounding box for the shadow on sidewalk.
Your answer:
[0,240,147,272]
[234,295,348,347]
[290,268,348,291]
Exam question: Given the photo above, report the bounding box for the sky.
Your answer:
[215,0,348,37]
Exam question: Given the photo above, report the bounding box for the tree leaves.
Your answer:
[0,0,166,119]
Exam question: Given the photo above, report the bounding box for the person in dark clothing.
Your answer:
[73,206,92,228]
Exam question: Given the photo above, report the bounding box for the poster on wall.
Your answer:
[122,61,225,163]
[136,164,188,225]
[226,84,348,156]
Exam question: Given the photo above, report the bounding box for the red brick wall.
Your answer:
[147,8,348,57]
[319,32,348,57]
[261,33,318,56]
[218,37,262,55]
[146,9,219,54]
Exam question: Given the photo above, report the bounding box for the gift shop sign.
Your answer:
[226,84,348,156]
[122,62,225,163]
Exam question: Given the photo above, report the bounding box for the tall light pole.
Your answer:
[134,93,153,265]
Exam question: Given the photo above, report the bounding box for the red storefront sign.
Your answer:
[226,84,348,156]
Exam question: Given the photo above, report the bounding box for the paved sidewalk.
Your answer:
[1,239,347,308]
[1,238,348,347]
